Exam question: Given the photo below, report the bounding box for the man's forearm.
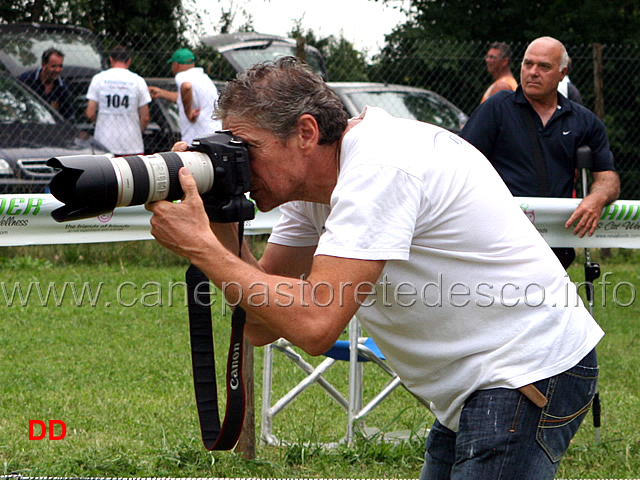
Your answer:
[589,170,621,206]
[147,170,359,355]
[139,105,150,133]
[207,222,282,346]
[209,222,262,270]
[149,87,178,103]
[85,100,97,122]
[566,170,621,236]
[188,244,338,354]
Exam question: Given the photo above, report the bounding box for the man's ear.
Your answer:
[296,113,320,152]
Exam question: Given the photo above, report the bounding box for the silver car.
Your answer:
[329,82,468,133]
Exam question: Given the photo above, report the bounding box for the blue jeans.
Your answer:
[419,349,598,480]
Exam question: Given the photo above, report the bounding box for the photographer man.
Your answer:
[147,57,602,479]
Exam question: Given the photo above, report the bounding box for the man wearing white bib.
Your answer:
[86,46,151,156]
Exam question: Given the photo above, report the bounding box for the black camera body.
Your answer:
[190,133,254,223]
[46,131,255,223]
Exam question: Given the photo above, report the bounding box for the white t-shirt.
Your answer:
[269,107,604,431]
[86,68,151,155]
[558,76,570,97]
[175,67,222,145]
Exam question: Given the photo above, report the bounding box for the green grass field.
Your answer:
[0,242,638,478]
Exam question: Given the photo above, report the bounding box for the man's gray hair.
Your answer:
[559,48,569,72]
[216,57,348,145]
[42,47,64,64]
[489,41,512,61]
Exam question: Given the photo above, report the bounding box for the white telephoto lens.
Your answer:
[143,153,173,203]
[110,156,135,207]
[177,151,215,194]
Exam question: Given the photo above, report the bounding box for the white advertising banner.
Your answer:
[0,194,281,246]
[1,194,640,248]
[517,197,640,248]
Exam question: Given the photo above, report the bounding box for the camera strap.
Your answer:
[186,223,246,450]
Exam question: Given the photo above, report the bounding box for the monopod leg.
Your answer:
[577,145,602,443]
[584,250,601,443]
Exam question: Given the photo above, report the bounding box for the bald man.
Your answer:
[461,36,619,268]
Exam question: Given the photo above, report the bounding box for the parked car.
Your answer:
[143,79,468,154]
[0,23,106,130]
[329,82,468,133]
[200,32,328,81]
[0,71,108,194]
[0,23,176,157]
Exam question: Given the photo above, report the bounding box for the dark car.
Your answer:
[0,23,106,130]
[0,23,176,156]
[0,23,105,76]
[329,82,468,133]
[200,32,328,81]
[0,71,108,194]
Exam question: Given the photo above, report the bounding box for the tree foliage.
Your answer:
[0,0,189,46]
[371,0,640,199]
[289,22,369,82]
[371,0,640,109]
[380,0,640,45]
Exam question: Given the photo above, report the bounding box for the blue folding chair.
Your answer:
[260,316,408,445]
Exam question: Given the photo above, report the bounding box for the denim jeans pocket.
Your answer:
[536,352,599,463]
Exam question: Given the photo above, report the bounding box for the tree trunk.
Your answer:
[30,0,46,21]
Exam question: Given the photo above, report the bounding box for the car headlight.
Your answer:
[0,159,13,176]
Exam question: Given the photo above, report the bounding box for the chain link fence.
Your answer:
[2,28,640,198]
[366,40,640,200]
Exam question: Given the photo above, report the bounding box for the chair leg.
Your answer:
[261,341,350,446]
[260,343,278,445]
[273,343,349,409]
[346,319,364,444]
[261,318,417,446]
[354,376,403,423]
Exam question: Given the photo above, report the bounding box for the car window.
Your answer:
[346,90,463,131]
[1,29,103,72]
[225,45,326,79]
[0,75,58,124]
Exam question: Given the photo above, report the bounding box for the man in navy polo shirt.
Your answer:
[18,47,76,121]
[461,36,619,268]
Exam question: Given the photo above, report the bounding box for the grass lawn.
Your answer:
[0,242,638,478]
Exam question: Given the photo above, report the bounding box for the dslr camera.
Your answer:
[47,131,255,223]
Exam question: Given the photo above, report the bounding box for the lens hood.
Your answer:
[47,155,119,222]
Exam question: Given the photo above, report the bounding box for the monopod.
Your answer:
[576,145,602,443]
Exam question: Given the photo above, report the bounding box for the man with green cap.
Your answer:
[149,48,221,145]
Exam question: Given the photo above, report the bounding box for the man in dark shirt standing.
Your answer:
[461,36,619,268]
[18,47,76,121]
